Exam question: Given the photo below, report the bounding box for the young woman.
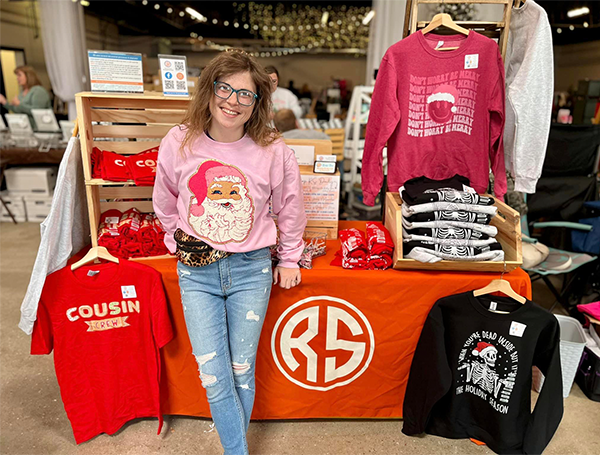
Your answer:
[0,66,51,129]
[153,49,306,455]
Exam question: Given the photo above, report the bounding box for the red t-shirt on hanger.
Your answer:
[361,31,507,206]
[31,260,173,444]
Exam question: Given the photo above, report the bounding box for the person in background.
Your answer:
[153,49,306,455]
[265,65,303,119]
[274,109,330,140]
[287,80,300,97]
[0,66,51,129]
[300,83,312,99]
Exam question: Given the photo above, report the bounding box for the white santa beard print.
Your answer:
[189,187,254,244]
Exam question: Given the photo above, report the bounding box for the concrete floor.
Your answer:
[1,222,599,455]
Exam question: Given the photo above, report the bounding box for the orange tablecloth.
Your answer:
[146,221,531,419]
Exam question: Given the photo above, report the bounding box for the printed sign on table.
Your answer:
[159,54,189,97]
[88,51,144,93]
[301,173,340,221]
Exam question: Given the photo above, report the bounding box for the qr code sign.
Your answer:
[176,80,186,90]
[164,80,175,90]
[174,61,184,71]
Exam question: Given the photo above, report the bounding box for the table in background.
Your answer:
[145,221,531,419]
[0,147,66,165]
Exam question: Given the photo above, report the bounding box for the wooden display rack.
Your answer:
[403,0,514,59]
[75,92,339,247]
[75,92,189,248]
[384,192,523,272]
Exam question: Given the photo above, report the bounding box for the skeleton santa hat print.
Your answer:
[187,159,255,244]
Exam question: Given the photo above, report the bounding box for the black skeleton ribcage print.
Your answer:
[434,227,485,240]
[437,243,493,257]
[424,189,493,205]
[434,211,491,224]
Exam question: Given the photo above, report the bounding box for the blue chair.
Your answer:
[521,199,597,314]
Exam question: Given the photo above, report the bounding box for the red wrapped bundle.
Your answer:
[366,222,395,270]
[97,209,123,256]
[118,208,142,241]
[101,151,132,182]
[91,147,104,179]
[126,147,159,186]
[330,228,369,270]
[339,228,369,260]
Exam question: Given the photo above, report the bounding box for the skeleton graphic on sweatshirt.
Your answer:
[456,331,519,414]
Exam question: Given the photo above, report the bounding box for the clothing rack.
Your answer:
[402,0,515,60]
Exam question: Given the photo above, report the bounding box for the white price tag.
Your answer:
[106,217,120,225]
[489,301,498,311]
[509,321,527,337]
[87,270,100,277]
[121,285,137,299]
[159,54,189,97]
[465,54,479,70]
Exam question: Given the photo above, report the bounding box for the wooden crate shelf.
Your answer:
[384,192,523,272]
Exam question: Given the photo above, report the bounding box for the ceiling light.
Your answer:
[234,22,239,28]
[244,24,249,29]
[567,7,590,18]
[213,19,218,25]
[584,22,589,28]
[321,11,329,25]
[569,25,575,31]
[363,10,375,25]
[80,0,90,6]
[154,4,160,10]
[185,7,205,22]
[179,11,185,17]
[142,0,148,5]
[224,21,229,26]
[557,28,562,33]
[167,7,172,13]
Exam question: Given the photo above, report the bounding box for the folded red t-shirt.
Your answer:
[330,250,369,270]
[102,151,132,182]
[91,147,104,179]
[126,148,158,186]
[368,254,393,270]
[366,222,395,257]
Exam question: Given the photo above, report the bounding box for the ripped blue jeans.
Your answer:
[177,247,272,455]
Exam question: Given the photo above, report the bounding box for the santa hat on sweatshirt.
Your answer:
[188,160,247,217]
[472,342,497,357]
[427,84,459,123]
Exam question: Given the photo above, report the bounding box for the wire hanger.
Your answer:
[421,12,470,51]
[473,262,527,305]
[71,246,119,271]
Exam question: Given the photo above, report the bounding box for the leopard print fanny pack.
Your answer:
[174,229,232,267]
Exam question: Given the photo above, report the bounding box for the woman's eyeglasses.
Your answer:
[213,81,258,107]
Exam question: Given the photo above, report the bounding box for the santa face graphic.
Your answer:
[427,84,459,124]
[187,160,255,244]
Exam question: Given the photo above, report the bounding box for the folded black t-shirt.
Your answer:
[404,227,491,241]
[405,211,493,225]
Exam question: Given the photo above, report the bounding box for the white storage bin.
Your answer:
[0,192,27,222]
[4,166,57,196]
[24,194,53,223]
[533,314,587,398]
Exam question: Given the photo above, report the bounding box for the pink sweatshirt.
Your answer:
[153,127,307,268]
[362,31,507,206]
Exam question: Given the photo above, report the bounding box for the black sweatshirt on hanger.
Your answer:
[403,292,563,454]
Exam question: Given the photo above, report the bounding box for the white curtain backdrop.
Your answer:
[365,0,407,86]
[39,0,88,120]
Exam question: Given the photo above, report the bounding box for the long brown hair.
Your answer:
[181,49,278,153]
[14,66,41,90]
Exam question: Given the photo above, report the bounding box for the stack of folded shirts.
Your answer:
[366,222,395,270]
[331,224,395,270]
[97,208,169,258]
[400,175,504,263]
[92,146,158,185]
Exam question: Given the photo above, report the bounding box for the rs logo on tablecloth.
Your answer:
[271,296,375,391]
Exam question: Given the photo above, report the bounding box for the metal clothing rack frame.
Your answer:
[402,0,517,60]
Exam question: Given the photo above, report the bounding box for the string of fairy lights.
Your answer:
[81,1,375,57]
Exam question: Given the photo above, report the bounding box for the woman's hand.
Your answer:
[11,96,20,106]
[0,94,6,106]
[273,266,301,289]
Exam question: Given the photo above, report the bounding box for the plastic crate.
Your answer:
[0,192,27,222]
[533,314,586,398]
